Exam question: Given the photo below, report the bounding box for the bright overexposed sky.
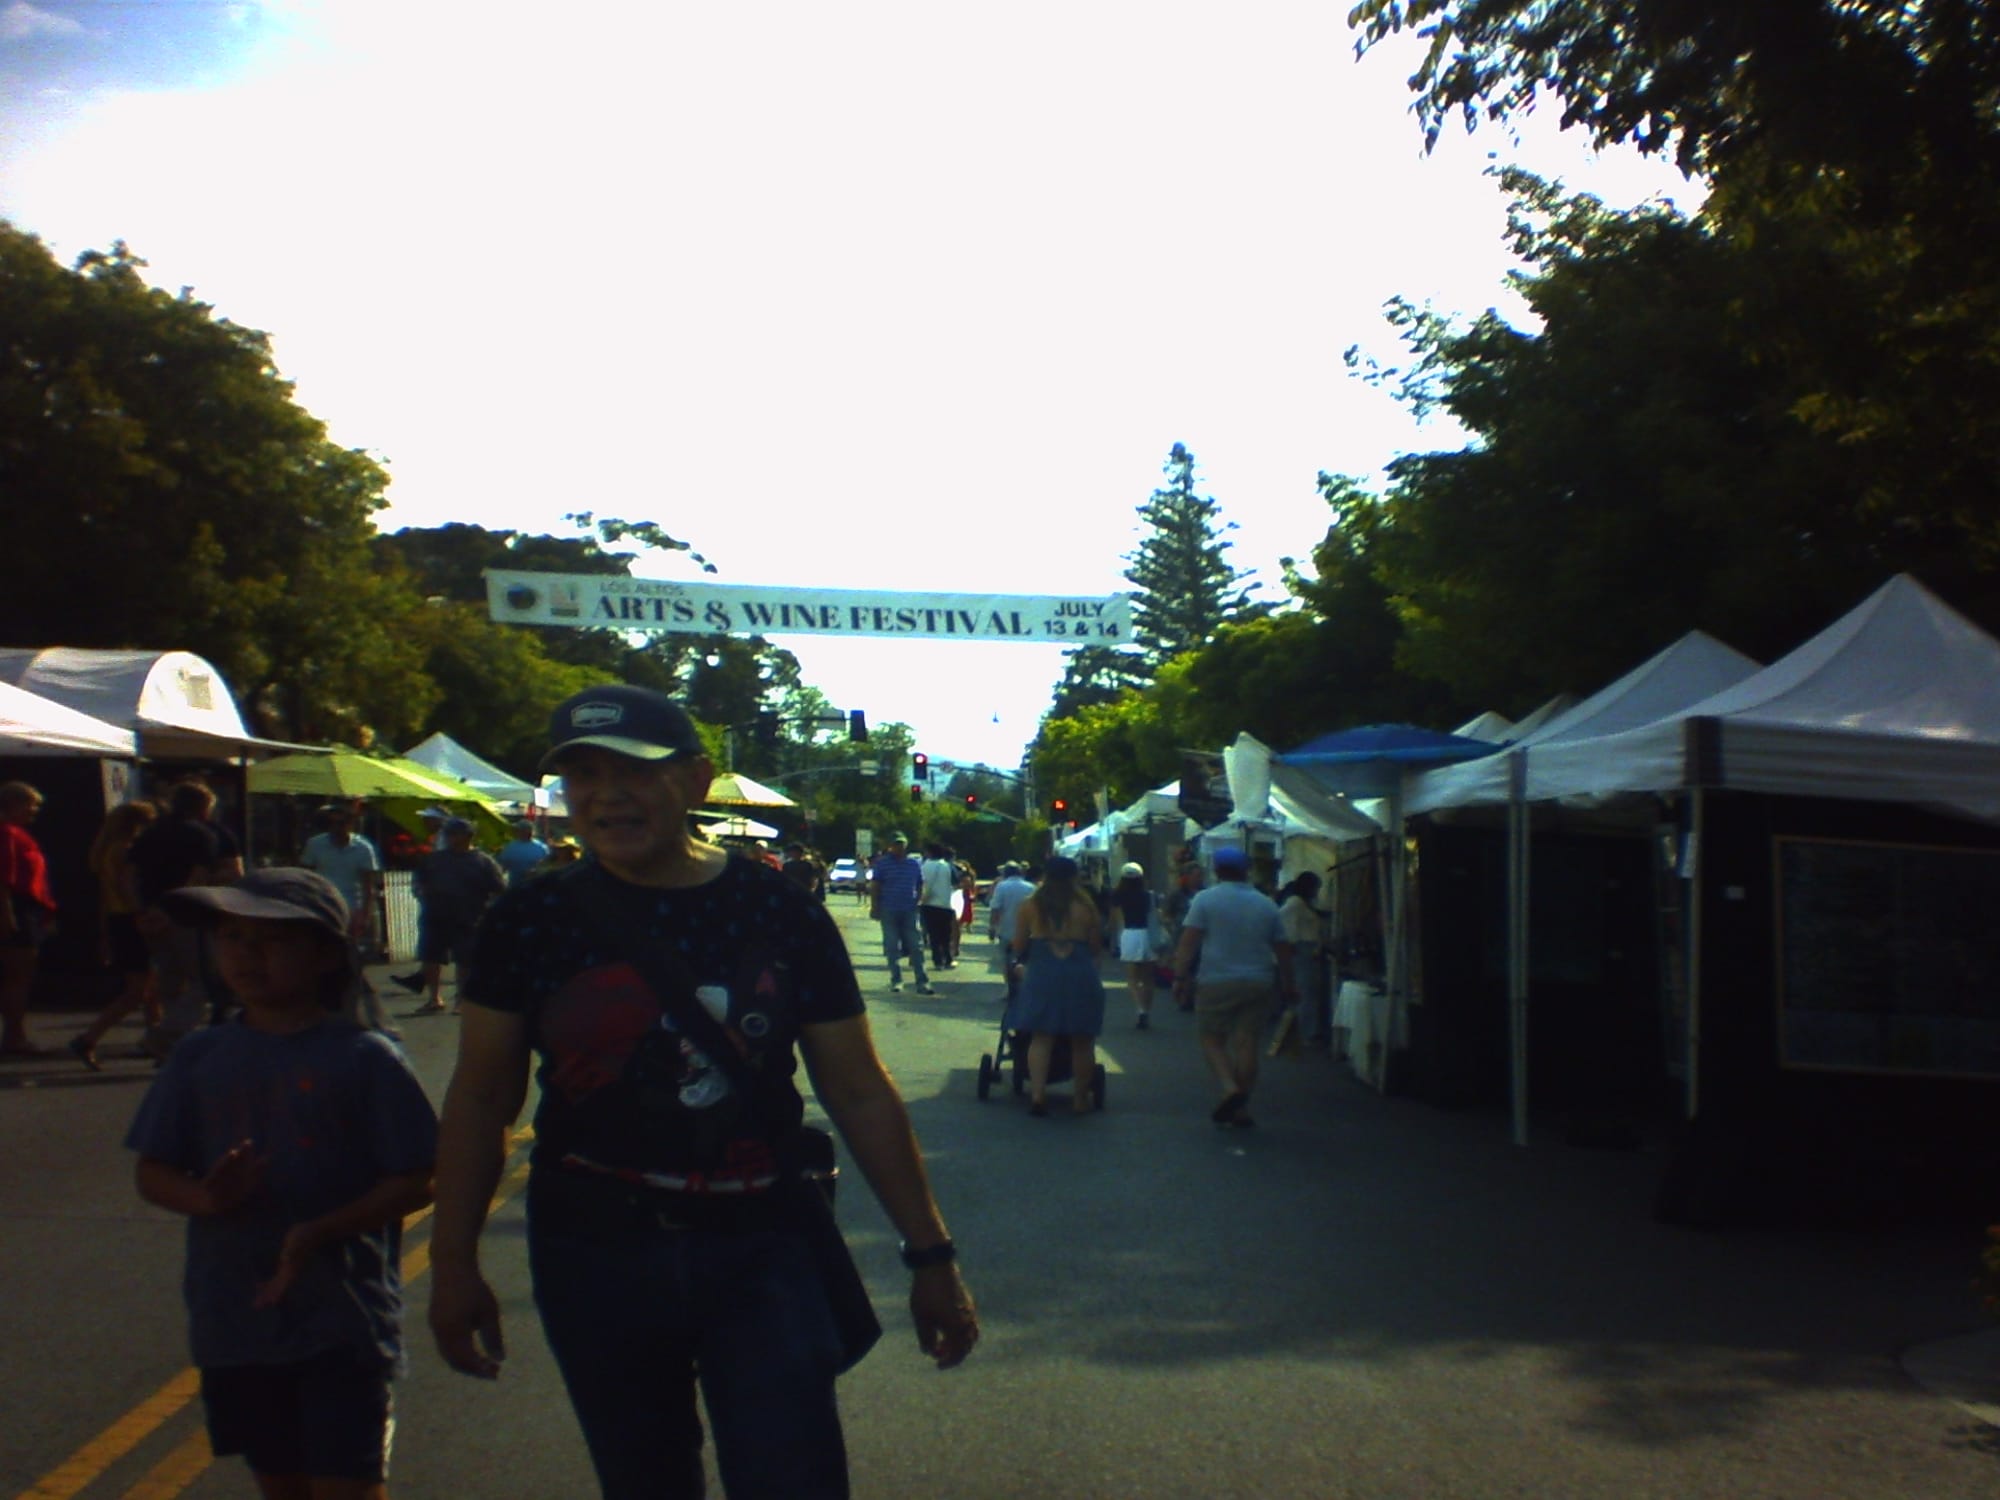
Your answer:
[1,1,1697,768]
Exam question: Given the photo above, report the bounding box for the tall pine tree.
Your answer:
[1125,442,1258,664]
[1046,442,1259,719]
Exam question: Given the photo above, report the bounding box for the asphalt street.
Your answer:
[4,893,1998,1499]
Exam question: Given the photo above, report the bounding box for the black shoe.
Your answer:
[68,1035,102,1072]
[391,971,426,994]
[1135,1013,1151,1030]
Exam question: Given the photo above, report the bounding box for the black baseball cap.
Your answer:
[161,868,351,942]
[540,685,707,772]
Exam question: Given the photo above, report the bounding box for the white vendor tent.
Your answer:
[1525,575,2000,821]
[0,680,137,758]
[1408,630,1763,815]
[1405,629,1761,1143]
[1452,710,1515,743]
[1441,576,2000,1146]
[0,647,299,759]
[1227,733,1384,844]
[404,731,537,805]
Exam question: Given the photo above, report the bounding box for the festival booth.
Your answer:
[0,647,285,970]
[1276,726,1499,1092]
[1221,734,1385,1059]
[0,680,137,760]
[1504,575,2000,1222]
[1402,632,1763,1134]
[403,731,539,807]
[1106,780,1189,890]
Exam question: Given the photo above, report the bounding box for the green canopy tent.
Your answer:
[248,751,511,846]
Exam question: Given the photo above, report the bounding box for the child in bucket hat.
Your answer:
[160,867,361,1014]
[126,866,438,1495]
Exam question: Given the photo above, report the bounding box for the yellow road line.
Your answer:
[12,1370,201,1500]
[112,1431,210,1500]
[11,1128,536,1500]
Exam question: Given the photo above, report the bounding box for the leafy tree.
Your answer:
[1346,0,2000,188]
[1032,692,1182,817]
[1345,169,2000,707]
[0,226,433,739]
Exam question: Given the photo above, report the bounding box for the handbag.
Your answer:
[558,866,883,1373]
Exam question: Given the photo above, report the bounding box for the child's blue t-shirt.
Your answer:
[125,1017,439,1373]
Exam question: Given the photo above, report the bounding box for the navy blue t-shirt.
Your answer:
[461,858,866,1188]
[125,1018,439,1372]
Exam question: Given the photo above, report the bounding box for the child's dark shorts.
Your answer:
[201,1348,394,1482]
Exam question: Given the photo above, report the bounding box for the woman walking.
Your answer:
[1112,861,1157,1029]
[1008,855,1107,1116]
[70,801,162,1069]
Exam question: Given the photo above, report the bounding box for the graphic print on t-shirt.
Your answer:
[534,951,795,1185]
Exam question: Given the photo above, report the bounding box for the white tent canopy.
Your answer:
[1452,710,1515,743]
[1526,576,2000,822]
[1227,733,1383,843]
[0,647,299,758]
[0,679,137,758]
[404,731,537,804]
[1409,631,1763,815]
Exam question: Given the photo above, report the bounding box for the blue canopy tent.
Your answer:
[1279,726,1497,1091]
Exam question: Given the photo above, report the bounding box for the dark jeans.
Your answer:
[920,905,956,968]
[528,1181,850,1500]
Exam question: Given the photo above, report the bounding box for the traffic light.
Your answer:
[964,793,978,808]
[754,710,780,747]
[848,709,868,742]
[910,784,924,802]
[912,752,930,781]
[1050,797,1067,820]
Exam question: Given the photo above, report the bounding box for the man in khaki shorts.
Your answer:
[1171,846,1295,1129]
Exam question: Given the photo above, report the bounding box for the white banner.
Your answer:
[486,570,1132,645]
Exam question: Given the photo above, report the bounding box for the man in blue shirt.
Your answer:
[869,832,934,995]
[495,819,551,888]
[1172,846,1296,1129]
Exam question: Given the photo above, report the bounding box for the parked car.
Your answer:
[828,857,863,891]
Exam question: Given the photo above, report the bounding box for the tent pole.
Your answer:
[1507,750,1530,1147]
[1685,787,1704,1121]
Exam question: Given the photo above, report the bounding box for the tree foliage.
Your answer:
[0,223,850,768]
[0,226,439,739]
[1347,0,2000,189]
[1046,441,1261,722]
[1125,441,1261,663]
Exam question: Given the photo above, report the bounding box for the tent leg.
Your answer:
[1684,788,1704,1121]
[1507,752,1530,1147]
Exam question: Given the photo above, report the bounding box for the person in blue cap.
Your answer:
[428,684,977,1500]
[1172,845,1297,1128]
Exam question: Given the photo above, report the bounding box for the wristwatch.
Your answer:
[899,1238,958,1270]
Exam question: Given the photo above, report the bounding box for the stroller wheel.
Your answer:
[977,1055,994,1101]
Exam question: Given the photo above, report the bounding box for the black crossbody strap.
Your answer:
[557,862,764,1113]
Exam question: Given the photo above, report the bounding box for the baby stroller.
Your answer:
[976,1011,1108,1110]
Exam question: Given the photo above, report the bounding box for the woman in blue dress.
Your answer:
[1007,855,1107,1116]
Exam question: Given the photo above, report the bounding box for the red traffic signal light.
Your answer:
[1050,797,1067,819]
[964,793,978,808]
[910,784,924,802]
[912,752,930,781]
